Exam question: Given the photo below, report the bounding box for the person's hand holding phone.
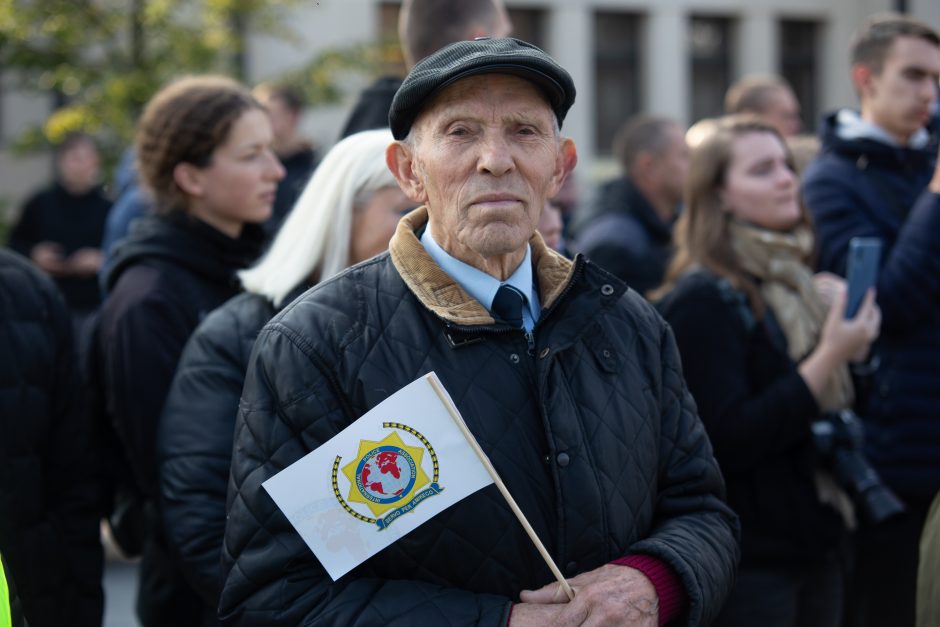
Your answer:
[820,284,881,364]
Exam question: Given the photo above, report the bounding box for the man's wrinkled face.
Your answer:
[402,74,572,263]
[860,36,940,142]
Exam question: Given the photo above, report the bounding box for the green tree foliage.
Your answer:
[0,0,379,168]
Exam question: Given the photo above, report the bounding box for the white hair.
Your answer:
[238,129,397,306]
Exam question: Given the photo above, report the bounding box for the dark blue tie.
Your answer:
[492,284,525,328]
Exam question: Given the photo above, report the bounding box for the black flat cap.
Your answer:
[389,37,576,140]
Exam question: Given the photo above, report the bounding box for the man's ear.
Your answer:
[549,138,578,196]
[851,63,876,100]
[386,141,429,204]
[173,163,205,197]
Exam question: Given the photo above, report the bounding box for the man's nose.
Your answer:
[477,134,515,176]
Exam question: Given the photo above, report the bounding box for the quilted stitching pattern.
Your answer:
[220,254,739,626]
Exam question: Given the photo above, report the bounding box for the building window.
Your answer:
[689,16,734,124]
[780,19,819,132]
[594,12,642,155]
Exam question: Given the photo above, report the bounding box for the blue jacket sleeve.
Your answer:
[803,164,940,334]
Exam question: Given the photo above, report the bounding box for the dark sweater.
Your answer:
[8,182,111,311]
[657,272,844,569]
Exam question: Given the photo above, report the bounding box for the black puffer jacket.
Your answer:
[0,248,103,627]
[219,209,739,626]
[157,290,293,605]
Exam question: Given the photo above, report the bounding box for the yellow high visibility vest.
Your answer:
[0,553,10,627]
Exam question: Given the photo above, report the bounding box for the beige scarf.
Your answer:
[729,220,854,412]
[730,220,857,528]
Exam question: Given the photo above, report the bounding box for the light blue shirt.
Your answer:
[421,223,541,331]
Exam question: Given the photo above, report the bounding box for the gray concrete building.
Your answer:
[2,0,938,218]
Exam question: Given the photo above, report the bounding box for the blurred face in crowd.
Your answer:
[537,201,564,252]
[180,108,285,237]
[856,35,940,143]
[259,94,300,151]
[721,130,801,231]
[390,74,576,274]
[58,140,101,194]
[648,123,691,209]
[762,86,802,137]
[349,185,414,264]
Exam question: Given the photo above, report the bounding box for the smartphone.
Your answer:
[845,237,882,318]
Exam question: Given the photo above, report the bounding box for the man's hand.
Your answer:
[66,247,104,277]
[30,241,67,276]
[510,565,659,627]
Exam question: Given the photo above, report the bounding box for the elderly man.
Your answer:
[220,38,738,626]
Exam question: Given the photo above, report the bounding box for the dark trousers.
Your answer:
[843,497,931,627]
[136,514,218,627]
[714,555,844,627]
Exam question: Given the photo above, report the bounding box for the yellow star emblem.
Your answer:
[342,431,429,517]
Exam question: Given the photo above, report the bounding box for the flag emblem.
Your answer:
[332,422,443,530]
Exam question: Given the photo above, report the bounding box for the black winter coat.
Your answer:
[219,210,739,626]
[157,291,285,605]
[656,272,845,569]
[571,178,675,296]
[802,111,940,499]
[0,248,103,627]
[99,213,264,497]
[96,213,263,626]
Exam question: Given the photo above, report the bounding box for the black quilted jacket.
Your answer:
[157,292,279,606]
[0,248,103,627]
[220,210,739,626]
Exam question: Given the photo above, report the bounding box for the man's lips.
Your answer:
[470,194,522,206]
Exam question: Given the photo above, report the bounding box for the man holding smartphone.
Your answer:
[802,13,940,627]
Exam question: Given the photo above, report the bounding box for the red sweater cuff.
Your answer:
[611,554,688,626]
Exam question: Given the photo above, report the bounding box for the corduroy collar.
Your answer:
[389,206,575,326]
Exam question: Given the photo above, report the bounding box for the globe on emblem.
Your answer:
[355,446,417,504]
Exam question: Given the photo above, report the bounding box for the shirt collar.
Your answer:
[835,108,930,149]
[420,221,539,319]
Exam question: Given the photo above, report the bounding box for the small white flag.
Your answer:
[263,372,495,581]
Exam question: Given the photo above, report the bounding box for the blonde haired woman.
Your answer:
[655,117,880,627]
[156,129,411,612]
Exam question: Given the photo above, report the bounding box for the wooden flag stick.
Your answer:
[426,374,576,602]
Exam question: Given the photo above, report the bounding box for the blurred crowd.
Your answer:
[1,1,940,627]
